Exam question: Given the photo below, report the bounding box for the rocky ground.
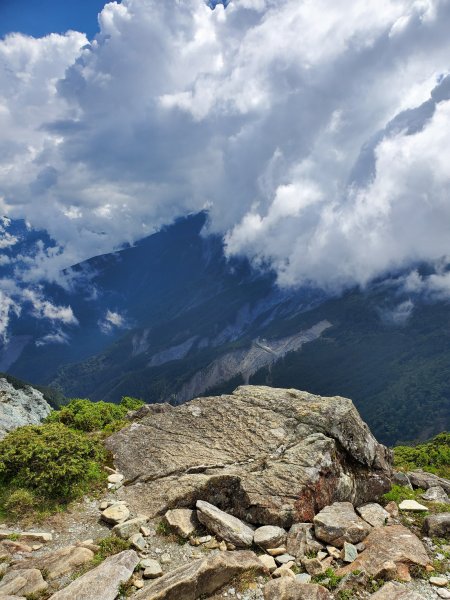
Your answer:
[0,386,449,600]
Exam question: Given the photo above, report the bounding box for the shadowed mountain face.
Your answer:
[2,212,450,446]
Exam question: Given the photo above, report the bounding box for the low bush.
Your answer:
[46,396,144,433]
[0,422,106,501]
[393,432,450,478]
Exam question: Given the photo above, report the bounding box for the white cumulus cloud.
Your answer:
[0,0,449,296]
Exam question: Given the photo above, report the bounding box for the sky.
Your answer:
[0,0,106,39]
[1,0,450,316]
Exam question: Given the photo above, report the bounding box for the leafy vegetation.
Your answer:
[393,432,450,478]
[312,568,343,590]
[382,484,424,505]
[46,396,144,433]
[0,423,106,501]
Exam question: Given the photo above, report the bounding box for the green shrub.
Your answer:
[91,536,131,567]
[120,396,145,411]
[46,396,145,433]
[382,484,424,504]
[3,488,37,518]
[393,432,450,478]
[0,423,106,500]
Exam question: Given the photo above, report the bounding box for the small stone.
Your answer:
[317,551,328,561]
[398,500,428,512]
[107,473,124,484]
[295,573,312,584]
[384,501,399,518]
[134,579,144,589]
[302,558,325,576]
[326,546,341,559]
[129,533,146,551]
[253,526,286,550]
[101,503,130,525]
[430,577,448,587]
[160,553,171,564]
[140,526,152,537]
[275,553,296,565]
[197,536,212,544]
[32,544,43,551]
[273,564,296,578]
[219,541,228,552]
[164,508,198,538]
[267,547,287,556]
[142,559,163,579]
[226,543,236,551]
[342,542,358,563]
[437,590,450,599]
[100,501,109,510]
[204,539,220,550]
[259,554,277,573]
[356,503,389,527]
[113,516,148,539]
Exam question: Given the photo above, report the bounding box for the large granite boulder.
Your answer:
[407,470,450,494]
[106,386,392,527]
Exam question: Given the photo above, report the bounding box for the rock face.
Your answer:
[337,525,429,581]
[48,550,139,600]
[0,378,52,439]
[133,551,264,600]
[106,386,392,527]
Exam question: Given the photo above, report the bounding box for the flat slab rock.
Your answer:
[48,550,139,600]
[337,524,429,581]
[13,545,94,580]
[106,386,392,527]
[132,550,264,600]
[0,568,48,597]
[314,502,371,547]
[369,581,426,599]
[263,579,333,600]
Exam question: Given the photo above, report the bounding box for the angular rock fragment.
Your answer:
[14,545,94,580]
[314,502,371,547]
[407,471,450,494]
[369,581,426,599]
[398,500,428,511]
[254,525,286,549]
[196,500,254,547]
[101,503,130,525]
[423,513,450,538]
[337,524,429,581]
[132,550,264,600]
[164,509,198,538]
[113,517,148,539]
[421,487,449,504]
[286,523,323,560]
[263,579,333,600]
[48,550,139,600]
[0,569,48,597]
[356,503,389,527]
